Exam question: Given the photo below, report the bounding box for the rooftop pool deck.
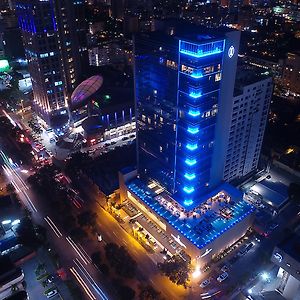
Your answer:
[127,179,255,249]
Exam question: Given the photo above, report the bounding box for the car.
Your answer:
[200,279,211,288]
[217,272,228,282]
[46,289,58,298]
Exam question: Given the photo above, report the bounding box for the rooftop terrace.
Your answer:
[127,179,255,250]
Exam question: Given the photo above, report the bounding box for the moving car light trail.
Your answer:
[0,149,110,300]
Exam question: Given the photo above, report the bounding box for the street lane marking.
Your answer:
[78,244,92,263]
[23,190,38,212]
[74,258,109,300]
[44,216,63,237]
[70,267,96,300]
[66,236,90,265]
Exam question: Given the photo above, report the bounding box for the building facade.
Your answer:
[282,52,300,96]
[223,68,273,182]
[16,0,86,127]
[135,24,240,206]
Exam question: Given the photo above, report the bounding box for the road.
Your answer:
[0,150,112,300]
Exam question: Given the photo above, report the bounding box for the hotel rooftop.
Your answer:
[127,179,255,250]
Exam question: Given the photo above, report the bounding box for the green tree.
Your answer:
[70,227,86,241]
[105,243,137,278]
[77,210,97,228]
[158,256,190,287]
[16,217,42,249]
[139,284,163,300]
[6,183,16,194]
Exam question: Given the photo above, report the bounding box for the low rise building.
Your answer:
[271,233,300,300]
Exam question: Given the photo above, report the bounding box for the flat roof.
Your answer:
[250,179,288,209]
[234,66,272,96]
[127,179,255,249]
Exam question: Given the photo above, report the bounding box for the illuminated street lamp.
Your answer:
[261,272,270,281]
[192,265,201,279]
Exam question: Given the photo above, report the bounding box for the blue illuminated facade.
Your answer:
[135,26,239,207]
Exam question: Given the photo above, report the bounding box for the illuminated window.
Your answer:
[203,65,214,74]
[215,73,222,81]
[181,64,193,74]
[166,60,177,69]
[159,146,163,152]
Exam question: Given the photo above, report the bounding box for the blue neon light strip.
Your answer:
[190,72,203,79]
[185,158,197,166]
[187,127,199,134]
[180,49,223,58]
[189,92,202,98]
[184,199,194,206]
[183,186,195,194]
[188,109,201,117]
[184,173,196,180]
[186,143,198,151]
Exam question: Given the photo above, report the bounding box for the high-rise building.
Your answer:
[110,0,125,19]
[119,23,255,266]
[282,52,300,96]
[135,23,240,206]
[16,0,86,128]
[223,67,273,182]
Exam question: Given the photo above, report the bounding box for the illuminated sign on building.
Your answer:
[0,60,10,73]
[228,46,235,58]
[274,252,283,263]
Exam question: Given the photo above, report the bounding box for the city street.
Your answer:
[0,149,112,300]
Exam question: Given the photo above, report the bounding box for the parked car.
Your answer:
[200,279,211,288]
[46,289,58,298]
[217,272,228,282]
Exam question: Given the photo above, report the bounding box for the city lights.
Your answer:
[192,265,201,278]
[261,272,270,281]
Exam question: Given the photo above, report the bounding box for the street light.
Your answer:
[248,288,253,294]
[192,265,201,279]
[261,272,270,281]
[2,220,11,225]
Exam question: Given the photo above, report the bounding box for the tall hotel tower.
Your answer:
[16,0,86,127]
[135,23,240,206]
